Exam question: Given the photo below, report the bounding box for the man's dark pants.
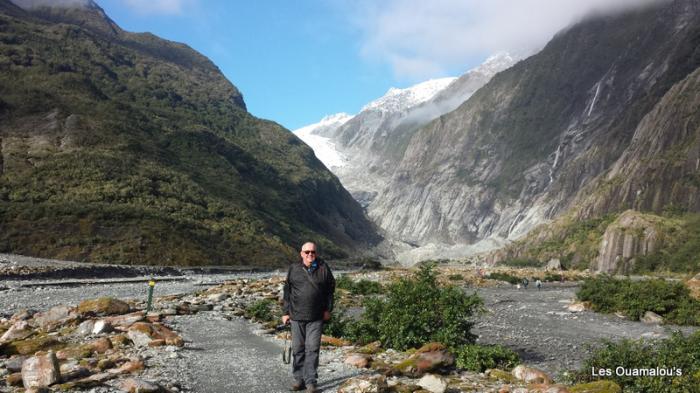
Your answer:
[291,319,323,386]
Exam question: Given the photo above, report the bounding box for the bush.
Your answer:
[344,263,483,350]
[322,306,351,338]
[573,331,700,392]
[455,344,520,372]
[577,275,700,325]
[336,275,384,295]
[501,258,541,268]
[448,274,464,281]
[486,272,521,285]
[245,298,276,322]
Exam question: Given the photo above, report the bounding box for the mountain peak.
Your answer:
[10,0,121,36]
[11,0,96,10]
[362,77,456,113]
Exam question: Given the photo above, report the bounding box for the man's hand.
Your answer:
[323,310,331,321]
[282,315,290,325]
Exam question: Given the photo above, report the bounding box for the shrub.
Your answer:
[573,331,700,392]
[455,344,520,372]
[322,306,351,338]
[577,275,700,325]
[486,272,521,285]
[336,275,384,295]
[448,274,464,281]
[245,298,276,322]
[344,263,483,350]
[501,258,541,268]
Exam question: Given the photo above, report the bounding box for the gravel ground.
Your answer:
[472,284,698,378]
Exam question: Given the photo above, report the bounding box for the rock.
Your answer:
[396,342,455,377]
[545,259,562,271]
[207,293,228,302]
[345,353,372,368]
[6,372,23,386]
[104,311,146,329]
[417,374,448,393]
[569,380,622,393]
[59,361,90,381]
[596,210,661,273]
[107,358,144,374]
[10,309,33,323]
[89,337,113,353]
[356,341,382,354]
[32,305,76,330]
[0,320,33,343]
[77,297,130,316]
[5,356,28,372]
[55,344,93,360]
[110,333,131,348]
[641,311,663,324]
[76,320,95,336]
[146,312,163,323]
[687,273,700,300]
[21,351,60,388]
[321,335,351,346]
[127,324,153,347]
[338,374,389,393]
[486,369,517,383]
[567,303,587,313]
[120,378,162,393]
[92,320,112,334]
[1,335,61,356]
[511,365,552,385]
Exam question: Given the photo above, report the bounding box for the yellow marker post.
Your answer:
[146,279,156,312]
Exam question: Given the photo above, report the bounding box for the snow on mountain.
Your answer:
[293,113,353,169]
[361,77,456,113]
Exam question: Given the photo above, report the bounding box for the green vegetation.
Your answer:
[635,213,700,273]
[577,276,700,325]
[336,275,384,295]
[244,298,277,322]
[0,6,374,265]
[341,264,483,350]
[454,344,520,372]
[447,273,464,281]
[573,331,700,392]
[500,258,542,268]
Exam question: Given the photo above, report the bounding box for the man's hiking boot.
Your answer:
[290,381,305,391]
[306,384,319,393]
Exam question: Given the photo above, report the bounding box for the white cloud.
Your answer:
[120,0,194,15]
[348,0,665,80]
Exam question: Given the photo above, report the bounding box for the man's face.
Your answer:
[300,244,316,266]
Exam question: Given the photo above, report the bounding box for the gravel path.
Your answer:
[167,314,363,393]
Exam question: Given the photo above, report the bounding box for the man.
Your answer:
[282,242,335,393]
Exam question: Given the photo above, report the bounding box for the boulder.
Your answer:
[92,320,112,334]
[6,372,23,386]
[640,311,663,324]
[89,337,113,353]
[5,356,28,372]
[545,259,563,271]
[417,374,448,393]
[119,378,162,393]
[59,361,90,381]
[76,320,95,336]
[511,365,552,384]
[338,374,389,393]
[0,320,33,343]
[596,210,661,273]
[344,353,372,368]
[395,342,454,377]
[21,351,60,388]
[207,293,228,302]
[567,303,587,313]
[32,305,76,330]
[127,324,153,347]
[77,298,130,316]
[1,335,61,356]
[104,311,145,329]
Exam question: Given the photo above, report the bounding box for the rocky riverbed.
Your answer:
[1,255,697,392]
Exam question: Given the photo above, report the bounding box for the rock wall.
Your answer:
[595,210,661,273]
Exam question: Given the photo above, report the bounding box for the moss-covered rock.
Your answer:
[487,368,518,383]
[0,335,63,356]
[569,380,622,393]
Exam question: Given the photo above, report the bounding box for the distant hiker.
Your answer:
[536,279,542,290]
[522,277,529,289]
[282,242,336,393]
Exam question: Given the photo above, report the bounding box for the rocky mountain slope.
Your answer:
[366,0,699,264]
[0,0,379,266]
[296,53,516,213]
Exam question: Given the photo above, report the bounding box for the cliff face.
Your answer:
[0,0,379,266]
[367,0,700,262]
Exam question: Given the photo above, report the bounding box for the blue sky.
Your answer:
[96,0,656,130]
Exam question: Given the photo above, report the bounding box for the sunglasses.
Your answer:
[302,250,316,255]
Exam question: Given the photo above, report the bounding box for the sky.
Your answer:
[95,0,661,131]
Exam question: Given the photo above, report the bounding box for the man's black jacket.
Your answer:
[282,259,335,321]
